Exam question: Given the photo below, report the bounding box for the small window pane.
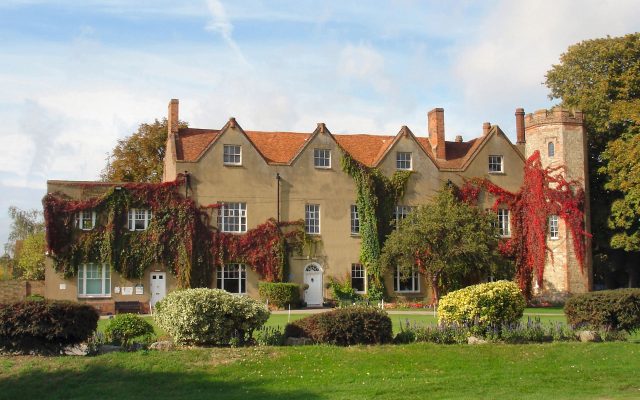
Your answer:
[498,208,510,237]
[548,142,555,157]
[313,149,331,168]
[489,155,503,173]
[305,204,320,234]
[350,205,360,235]
[396,152,412,170]
[549,215,559,239]
[219,202,247,233]
[351,263,365,293]
[223,145,242,165]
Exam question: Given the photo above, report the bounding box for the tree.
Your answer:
[545,33,640,287]
[379,185,503,304]
[5,206,44,257]
[101,118,188,183]
[16,231,45,280]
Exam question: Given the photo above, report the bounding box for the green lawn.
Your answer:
[1,343,639,399]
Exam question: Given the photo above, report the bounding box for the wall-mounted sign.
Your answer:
[59,283,66,290]
[114,286,120,294]
[121,286,133,295]
[135,284,144,295]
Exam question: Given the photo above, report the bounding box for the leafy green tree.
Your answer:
[379,186,503,303]
[4,206,44,257]
[16,231,45,280]
[101,118,188,183]
[545,33,640,287]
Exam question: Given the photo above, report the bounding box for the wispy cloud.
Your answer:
[204,0,249,66]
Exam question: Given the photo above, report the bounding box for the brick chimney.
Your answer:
[168,99,179,135]
[515,107,525,144]
[428,108,446,159]
[483,122,491,136]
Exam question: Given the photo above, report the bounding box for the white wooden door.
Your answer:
[304,264,323,306]
[150,272,166,308]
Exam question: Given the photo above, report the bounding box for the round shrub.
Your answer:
[0,300,99,354]
[258,282,301,309]
[565,288,640,332]
[154,288,270,346]
[438,280,525,327]
[104,314,154,347]
[284,306,392,345]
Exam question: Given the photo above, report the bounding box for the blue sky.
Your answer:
[0,0,638,249]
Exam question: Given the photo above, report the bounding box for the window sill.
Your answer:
[350,233,361,238]
[78,295,112,299]
[306,232,321,236]
[314,166,332,170]
[500,235,512,239]
[395,290,420,294]
[488,171,505,175]
[549,237,560,241]
[223,163,243,167]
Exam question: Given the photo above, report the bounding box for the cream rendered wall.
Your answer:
[178,127,361,301]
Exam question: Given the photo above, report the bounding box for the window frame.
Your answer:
[497,208,511,237]
[351,263,366,294]
[488,155,504,173]
[549,215,559,240]
[75,210,96,231]
[350,204,360,235]
[223,144,242,166]
[218,202,247,233]
[128,208,152,231]
[313,148,331,169]
[305,204,320,234]
[77,263,111,298]
[216,263,247,294]
[393,205,413,228]
[393,266,420,293]
[396,152,412,170]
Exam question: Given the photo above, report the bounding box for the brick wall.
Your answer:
[0,280,45,303]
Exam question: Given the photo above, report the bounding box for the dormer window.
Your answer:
[223,145,242,165]
[75,210,96,230]
[488,155,503,173]
[128,209,152,231]
[314,149,331,168]
[548,142,555,158]
[396,152,412,170]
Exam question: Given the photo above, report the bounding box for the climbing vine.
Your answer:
[42,175,306,287]
[341,152,412,299]
[457,151,589,299]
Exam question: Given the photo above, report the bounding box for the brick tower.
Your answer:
[519,107,592,300]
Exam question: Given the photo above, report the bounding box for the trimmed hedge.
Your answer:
[258,282,301,308]
[284,306,392,345]
[0,300,99,354]
[154,288,270,346]
[438,280,525,327]
[565,288,640,332]
[104,313,154,347]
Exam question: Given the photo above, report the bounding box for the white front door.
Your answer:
[150,272,166,308]
[304,263,323,306]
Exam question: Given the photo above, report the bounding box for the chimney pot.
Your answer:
[515,108,525,144]
[455,135,463,143]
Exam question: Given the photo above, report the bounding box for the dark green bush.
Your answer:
[285,306,392,345]
[0,300,99,354]
[258,282,301,309]
[564,289,640,332]
[104,313,154,347]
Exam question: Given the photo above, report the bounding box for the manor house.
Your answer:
[44,99,591,313]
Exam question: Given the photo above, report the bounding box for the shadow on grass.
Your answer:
[0,362,321,400]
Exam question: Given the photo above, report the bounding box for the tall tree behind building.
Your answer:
[101,118,188,183]
[545,33,640,287]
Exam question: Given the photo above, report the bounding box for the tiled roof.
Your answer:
[175,128,220,161]
[245,131,310,164]
[334,134,394,166]
[173,125,489,169]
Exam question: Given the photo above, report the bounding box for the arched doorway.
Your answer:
[303,263,323,306]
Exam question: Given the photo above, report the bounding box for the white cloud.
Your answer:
[205,0,249,66]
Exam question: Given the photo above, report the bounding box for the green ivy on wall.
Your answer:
[341,152,411,299]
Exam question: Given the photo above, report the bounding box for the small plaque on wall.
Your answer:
[114,287,121,294]
[59,283,66,290]
[122,286,133,295]
[135,284,143,295]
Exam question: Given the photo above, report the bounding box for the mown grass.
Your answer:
[1,343,639,399]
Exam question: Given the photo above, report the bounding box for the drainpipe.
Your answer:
[276,173,281,223]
